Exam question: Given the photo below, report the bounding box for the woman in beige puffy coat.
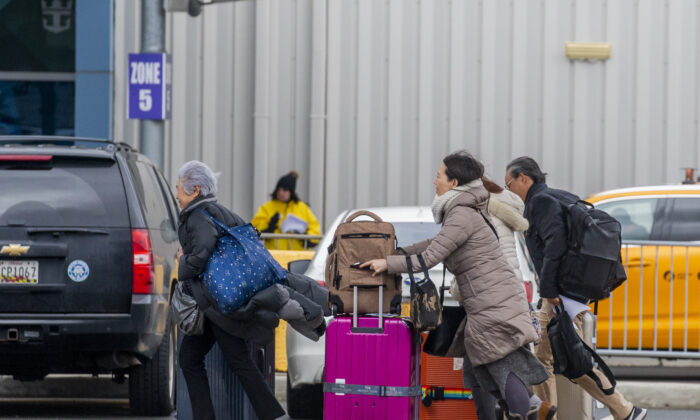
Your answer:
[362,151,554,420]
[483,177,530,278]
[451,176,533,420]
[450,177,529,299]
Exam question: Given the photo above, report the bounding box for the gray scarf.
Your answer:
[431,179,484,224]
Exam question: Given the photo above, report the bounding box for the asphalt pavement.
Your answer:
[0,373,699,419]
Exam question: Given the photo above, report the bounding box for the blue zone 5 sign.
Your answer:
[128,53,172,120]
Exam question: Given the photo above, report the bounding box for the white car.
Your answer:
[285,206,537,419]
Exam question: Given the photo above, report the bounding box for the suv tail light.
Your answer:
[132,229,154,294]
[523,280,534,303]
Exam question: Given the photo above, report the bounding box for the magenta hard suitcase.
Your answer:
[323,287,420,420]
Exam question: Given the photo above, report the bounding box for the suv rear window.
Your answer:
[0,157,130,227]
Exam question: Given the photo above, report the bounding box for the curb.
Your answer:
[615,380,700,410]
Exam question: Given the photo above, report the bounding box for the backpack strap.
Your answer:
[468,206,498,241]
[582,340,617,395]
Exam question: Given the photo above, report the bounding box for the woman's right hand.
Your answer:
[359,259,387,277]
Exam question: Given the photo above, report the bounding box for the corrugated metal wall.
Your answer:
[114,0,700,228]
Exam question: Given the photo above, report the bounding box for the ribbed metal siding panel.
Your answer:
[146,0,700,228]
[169,9,204,186]
[176,335,275,420]
[113,0,141,147]
[318,0,700,226]
[252,0,317,218]
[166,1,257,221]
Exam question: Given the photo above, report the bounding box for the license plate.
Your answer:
[0,260,39,284]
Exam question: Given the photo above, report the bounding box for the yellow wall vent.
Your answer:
[565,42,611,60]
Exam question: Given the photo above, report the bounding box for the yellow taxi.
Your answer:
[587,183,700,352]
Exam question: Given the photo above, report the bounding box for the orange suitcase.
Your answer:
[420,334,479,420]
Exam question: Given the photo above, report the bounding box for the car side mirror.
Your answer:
[160,220,179,243]
[287,259,311,274]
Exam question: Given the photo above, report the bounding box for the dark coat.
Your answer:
[177,195,279,344]
[523,183,579,299]
[177,195,327,345]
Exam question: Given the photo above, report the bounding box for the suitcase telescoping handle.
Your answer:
[350,285,384,334]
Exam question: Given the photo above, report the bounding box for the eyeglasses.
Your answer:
[505,178,515,191]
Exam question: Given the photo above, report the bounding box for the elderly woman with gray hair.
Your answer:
[175,161,286,420]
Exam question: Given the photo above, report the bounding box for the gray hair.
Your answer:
[178,160,218,196]
[506,156,547,184]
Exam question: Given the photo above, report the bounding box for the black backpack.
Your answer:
[547,303,616,394]
[557,199,627,303]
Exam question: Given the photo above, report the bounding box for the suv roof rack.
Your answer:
[0,136,138,153]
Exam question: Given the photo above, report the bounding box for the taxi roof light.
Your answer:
[682,168,696,185]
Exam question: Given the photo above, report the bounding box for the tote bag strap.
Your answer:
[199,209,231,233]
[415,254,432,282]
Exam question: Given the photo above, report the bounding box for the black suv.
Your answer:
[0,136,180,415]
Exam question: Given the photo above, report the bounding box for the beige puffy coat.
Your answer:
[487,190,529,278]
[386,186,538,366]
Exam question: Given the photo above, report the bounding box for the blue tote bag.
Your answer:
[199,210,287,313]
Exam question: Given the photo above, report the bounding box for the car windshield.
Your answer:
[393,222,441,247]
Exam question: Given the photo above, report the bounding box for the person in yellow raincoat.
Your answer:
[251,171,321,250]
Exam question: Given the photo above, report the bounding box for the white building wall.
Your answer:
[113,0,700,228]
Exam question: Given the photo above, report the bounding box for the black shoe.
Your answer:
[625,406,648,420]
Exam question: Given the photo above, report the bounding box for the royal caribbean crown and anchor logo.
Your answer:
[41,0,73,34]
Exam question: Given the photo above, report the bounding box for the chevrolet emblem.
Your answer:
[0,244,30,256]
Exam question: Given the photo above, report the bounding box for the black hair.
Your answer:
[271,171,300,202]
[506,156,547,184]
[442,151,484,185]
[271,189,300,203]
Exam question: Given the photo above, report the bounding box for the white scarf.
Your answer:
[431,179,484,224]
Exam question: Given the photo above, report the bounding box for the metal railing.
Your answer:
[595,240,700,359]
[259,233,323,250]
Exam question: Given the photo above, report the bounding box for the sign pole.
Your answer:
[140,0,165,169]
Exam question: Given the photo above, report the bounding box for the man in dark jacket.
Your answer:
[176,160,286,420]
[505,157,647,420]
